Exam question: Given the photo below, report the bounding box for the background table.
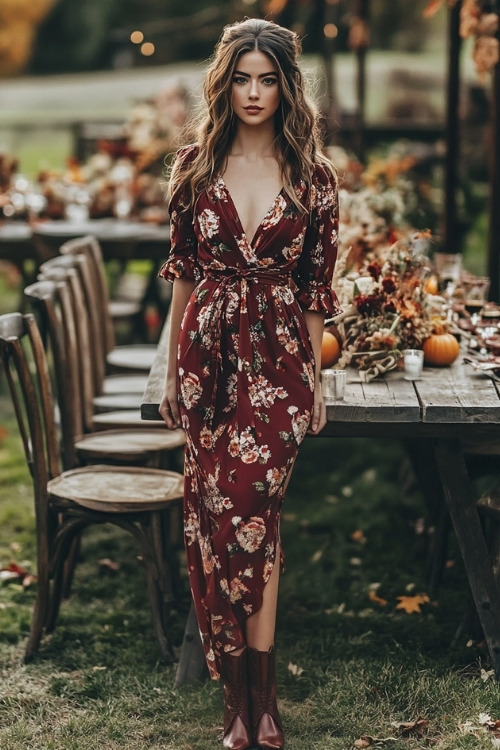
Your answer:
[141,319,500,682]
[0,219,170,313]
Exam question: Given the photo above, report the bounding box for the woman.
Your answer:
[159,17,341,750]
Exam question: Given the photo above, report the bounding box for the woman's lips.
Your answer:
[244,106,263,113]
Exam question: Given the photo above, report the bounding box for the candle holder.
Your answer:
[321,369,346,401]
[403,349,424,380]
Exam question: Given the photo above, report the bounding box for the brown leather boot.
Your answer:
[220,649,253,750]
[248,646,284,749]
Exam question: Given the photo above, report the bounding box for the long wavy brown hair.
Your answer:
[169,17,332,213]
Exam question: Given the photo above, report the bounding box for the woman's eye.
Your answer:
[232,77,247,85]
[263,77,277,86]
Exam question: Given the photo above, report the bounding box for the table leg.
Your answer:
[174,598,208,688]
[433,437,500,677]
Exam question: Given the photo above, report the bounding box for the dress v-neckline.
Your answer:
[219,174,284,248]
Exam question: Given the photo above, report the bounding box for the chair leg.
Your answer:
[140,515,176,662]
[62,534,82,599]
[46,523,84,633]
[24,552,50,663]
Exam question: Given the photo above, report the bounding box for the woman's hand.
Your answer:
[307,381,326,435]
[158,378,181,429]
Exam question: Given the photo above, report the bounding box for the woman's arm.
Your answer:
[303,309,326,435]
[158,277,196,429]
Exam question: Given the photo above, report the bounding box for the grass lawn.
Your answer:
[1,330,500,749]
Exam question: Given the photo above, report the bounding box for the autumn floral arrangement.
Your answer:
[331,230,444,381]
[424,0,499,81]
[0,82,191,224]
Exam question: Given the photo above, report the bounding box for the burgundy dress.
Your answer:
[159,145,341,679]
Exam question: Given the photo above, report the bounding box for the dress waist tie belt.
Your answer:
[198,269,291,425]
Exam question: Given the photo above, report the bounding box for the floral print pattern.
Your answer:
[159,144,341,679]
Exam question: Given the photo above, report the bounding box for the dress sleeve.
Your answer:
[158,145,202,284]
[292,163,342,316]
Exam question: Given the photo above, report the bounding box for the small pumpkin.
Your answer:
[424,274,439,295]
[422,332,460,366]
[321,331,341,368]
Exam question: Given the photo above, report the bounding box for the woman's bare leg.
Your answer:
[245,544,280,650]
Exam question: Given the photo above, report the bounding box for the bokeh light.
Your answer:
[130,30,144,44]
[324,24,339,39]
[140,42,155,57]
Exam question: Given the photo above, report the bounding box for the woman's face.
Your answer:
[231,50,280,128]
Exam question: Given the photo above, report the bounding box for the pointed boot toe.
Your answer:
[248,646,284,749]
[220,650,252,750]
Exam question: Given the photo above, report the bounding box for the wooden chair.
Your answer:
[60,233,146,342]
[36,256,155,419]
[45,263,168,432]
[0,312,185,662]
[24,278,185,467]
[58,235,157,373]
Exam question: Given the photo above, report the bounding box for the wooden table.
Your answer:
[141,320,500,682]
[0,219,170,310]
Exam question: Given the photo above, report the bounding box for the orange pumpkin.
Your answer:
[424,275,439,295]
[321,331,341,368]
[423,332,460,366]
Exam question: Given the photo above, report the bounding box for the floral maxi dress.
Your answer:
[159,145,341,679]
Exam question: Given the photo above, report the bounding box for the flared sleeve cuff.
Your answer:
[158,256,202,284]
[295,282,343,316]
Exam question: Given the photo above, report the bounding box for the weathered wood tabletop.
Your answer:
[142,318,500,683]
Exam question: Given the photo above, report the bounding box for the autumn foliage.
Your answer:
[0,0,56,77]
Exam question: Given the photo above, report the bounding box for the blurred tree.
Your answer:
[31,0,122,73]
[0,0,56,77]
[28,0,433,76]
[30,0,233,73]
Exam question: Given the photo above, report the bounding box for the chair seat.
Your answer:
[102,374,149,394]
[48,465,184,513]
[74,428,185,461]
[106,345,156,372]
[93,393,141,411]
[92,409,165,429]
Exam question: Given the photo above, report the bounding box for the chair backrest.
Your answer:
[31,263,96,435]
[60,234,115,358]
[38,253,105,403]
[24,278,86,469]
[0,313,61,503]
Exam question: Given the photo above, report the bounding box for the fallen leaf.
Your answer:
[368,590,388,607]
[0,561,36,587]
[353,734,399,747]
[393,717,429,737]
[351,529,367,544]
[480,669,495,682]
[353,737,372,748]
[395,593,430,614]
[0,571,19,583]
[287,661,304,677]
[98,558,120,573]
[0,426,8,443]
